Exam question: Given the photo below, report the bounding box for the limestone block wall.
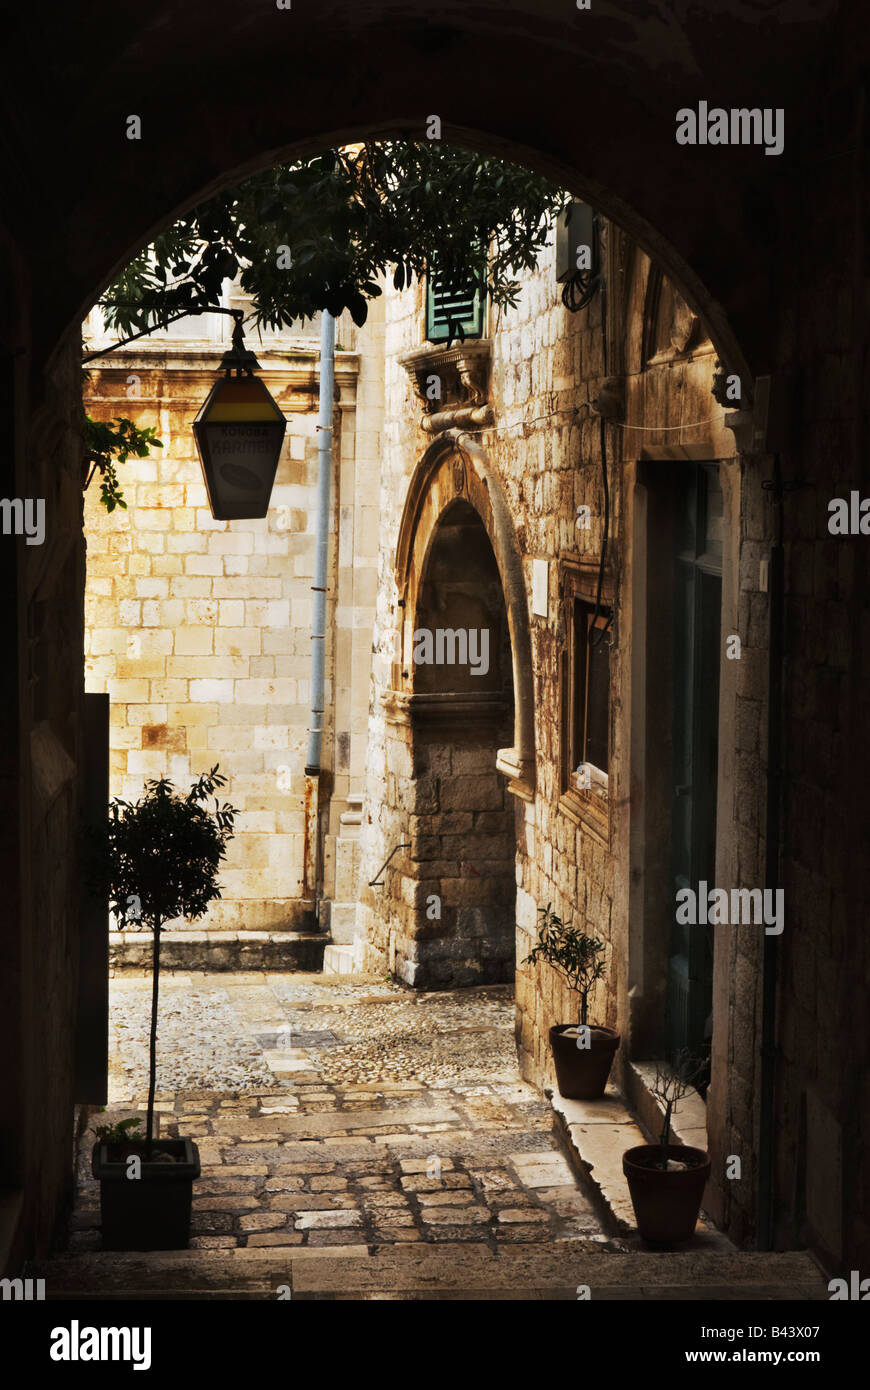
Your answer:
[764,114,870,1270]
[82,306,381,934]
[357,230,624,1023]
[487,233,627,1088]
[357,275,431,976]
[0,318,89,1266]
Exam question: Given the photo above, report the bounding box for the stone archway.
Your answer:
[358,436,534,989]
[395,432,535,800]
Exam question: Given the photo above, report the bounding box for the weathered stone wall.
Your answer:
[357,232,627,1021]
[82,305,382,934]
[0,312,88,1266]
[763,90,869,1272]
[354,222,781,1257]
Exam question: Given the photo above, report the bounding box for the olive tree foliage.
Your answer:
[524,903,607,1027]
[97,766,237,932]
[88,766,238,1154]
[651,1051,708,1170]
[99,142,569,338]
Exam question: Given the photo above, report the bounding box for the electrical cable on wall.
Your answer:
[586,263,613,650]
[589,408,612,650]
[560,210,605,314]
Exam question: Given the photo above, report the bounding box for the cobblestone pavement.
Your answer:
[107,972,518,1093]
[71,971,608,1254]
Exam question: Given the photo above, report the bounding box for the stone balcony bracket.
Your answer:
[398,340,493,435]
[496,746,535,802]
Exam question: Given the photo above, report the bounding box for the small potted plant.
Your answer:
[524,903,620,1099]
[89,765,237,1251]
[622,1050,711,1244]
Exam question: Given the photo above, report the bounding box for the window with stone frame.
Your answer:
[425,250,486,344]
[559,560,612,840]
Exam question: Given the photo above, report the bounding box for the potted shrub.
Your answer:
[89,765,237,1251]
[523,903,620,1099]
[622,1050,711,1244]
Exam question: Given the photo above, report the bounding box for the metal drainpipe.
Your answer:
[757,450,784,1250]
[302,310,335,905]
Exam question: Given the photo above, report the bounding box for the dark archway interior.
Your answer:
[414,500,512,698]
[410,503,516,987]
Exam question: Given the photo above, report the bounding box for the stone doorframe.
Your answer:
[393,429,535,801]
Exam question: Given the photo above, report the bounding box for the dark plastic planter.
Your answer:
[549,1023,620,1099]
[622,1143,711,1244]
[92,1137,201,1251]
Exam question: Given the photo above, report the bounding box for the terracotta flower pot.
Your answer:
[549,1023,620,1099]
[622,1143,711,1243]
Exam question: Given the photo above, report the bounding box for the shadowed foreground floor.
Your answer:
[33,973,827,1299]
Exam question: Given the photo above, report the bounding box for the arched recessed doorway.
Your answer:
[408,497,516,988]
[360,437,535,989]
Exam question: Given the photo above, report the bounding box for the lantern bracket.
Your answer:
[83,302,259,366]
[219,313,261,377]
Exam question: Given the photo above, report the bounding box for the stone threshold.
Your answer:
[31,1244,829,1300]
[549,1077,722,1243]
[109,930,329,973]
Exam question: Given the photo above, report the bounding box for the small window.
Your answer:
[570,600,611,780]
[559,560,612,839]
[425,259,485,343]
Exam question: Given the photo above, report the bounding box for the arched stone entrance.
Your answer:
[4,1,869,1276]
[359,436,534,988]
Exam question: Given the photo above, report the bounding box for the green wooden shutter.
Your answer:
[425,265,484,343]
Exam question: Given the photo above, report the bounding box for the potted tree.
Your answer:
[89,765,237,1251]
[523,903,620,1099]
[622,1050,711,1244]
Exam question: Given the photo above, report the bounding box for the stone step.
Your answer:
[109,931,329,973]
[551,1087,650,1234]
[322,942,359,974]
[31,1244,828,1300]
[551,1086,729,1246]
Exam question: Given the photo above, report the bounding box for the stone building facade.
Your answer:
[82,296,384,957]
[354,220,759,1244]
[77,206,866,1274]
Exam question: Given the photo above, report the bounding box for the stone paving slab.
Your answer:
[551,1089,649,1234]
[45,972,817,1299]
[292,1246,828,1296]
[72,1076,600,1258]
[211,1105,460,1138]
[33,1245,827,1300]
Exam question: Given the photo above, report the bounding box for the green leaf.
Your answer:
[95,142,566,347]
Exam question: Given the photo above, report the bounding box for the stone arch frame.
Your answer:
[394,429,535,799]
[614,228,745,1236]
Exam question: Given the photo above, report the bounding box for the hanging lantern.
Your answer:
[193,322,287,520]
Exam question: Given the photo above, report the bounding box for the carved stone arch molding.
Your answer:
[394,430,535,799]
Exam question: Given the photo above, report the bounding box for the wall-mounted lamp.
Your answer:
[193,317,287,521]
